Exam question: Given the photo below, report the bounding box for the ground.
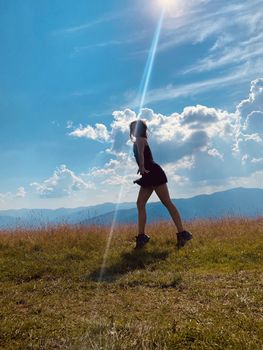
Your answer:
[0,218,263,349]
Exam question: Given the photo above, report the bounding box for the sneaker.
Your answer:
[176,230,193,249]
[134,233,150,249]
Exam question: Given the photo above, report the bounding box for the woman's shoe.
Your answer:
[134,233,150,249]
[176,230,193,249]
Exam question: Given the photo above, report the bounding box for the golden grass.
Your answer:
[0,217,263,349]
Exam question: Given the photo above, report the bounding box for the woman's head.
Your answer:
[129,119,148,141]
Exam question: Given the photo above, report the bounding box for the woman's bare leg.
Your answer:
[136,186,154,235]
[153,183,184,233]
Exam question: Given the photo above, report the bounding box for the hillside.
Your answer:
[82,187,263,225]
[0,218,263,349]
[1,187,263,230]
[0,202,136,230]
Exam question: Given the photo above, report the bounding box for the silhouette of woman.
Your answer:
[129,119,193,249]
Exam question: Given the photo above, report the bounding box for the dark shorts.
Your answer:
[133,163,168,188]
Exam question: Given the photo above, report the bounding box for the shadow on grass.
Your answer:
[87,248,169,282]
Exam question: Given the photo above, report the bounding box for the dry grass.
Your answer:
[0,217,263,349]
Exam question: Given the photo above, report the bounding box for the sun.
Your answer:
[160,0,173,5]
[158,0,176,9]
[155,0,189,18]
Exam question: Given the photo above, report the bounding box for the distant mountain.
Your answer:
[0,187,262,230]
[80,187,263,226]
[0,202,135,230]
[0,215,20,228]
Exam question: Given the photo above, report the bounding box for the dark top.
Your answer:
[133,142,156,168]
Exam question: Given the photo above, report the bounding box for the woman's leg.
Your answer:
[153,183,184,233]
[136,186,154,235]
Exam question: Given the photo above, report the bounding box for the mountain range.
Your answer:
[0,187,262,230]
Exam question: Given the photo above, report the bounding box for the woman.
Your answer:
[129,119,193,249]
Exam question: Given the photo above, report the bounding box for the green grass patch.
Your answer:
[0,218,263,349]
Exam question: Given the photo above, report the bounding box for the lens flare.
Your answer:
[98,8,166,282]
[138,8,165,115]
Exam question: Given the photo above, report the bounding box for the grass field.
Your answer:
[0,217,263,349]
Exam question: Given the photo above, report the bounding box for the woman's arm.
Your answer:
[136,137,150,175]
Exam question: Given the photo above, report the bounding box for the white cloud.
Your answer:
[69,108,136,153]
[234,78,263,162]
[237,78,263,124]
[85,152,136,187]
[0,192,12,203]
[70,78,263,192]
[226,169,263,189]
[251,157,263,164]
[207,148,224,161]
[155,0,263,78]
[4,79,254,207]
[0,186,26,203]
[70,41,122,58]
[52,12,123,35]
[125,66,253,108]
[128,1,261,109]
[155,2,258,48]
[185,39,263,74]
[31,165,96,198]
[16,187,26,198]
[69,123,110,142]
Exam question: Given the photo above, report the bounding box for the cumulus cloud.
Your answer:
[16,187,26,198]
[68,108,137,154]
[85,152,136,187]
[237,78,263,124]
[69,123,110,142]
[69,78,263,194]
[234,78,263,164]
[110,109,137,152]
[31,165,95,198]
[0,187,26,203]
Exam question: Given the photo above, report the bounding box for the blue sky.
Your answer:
[0,0,263,209]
